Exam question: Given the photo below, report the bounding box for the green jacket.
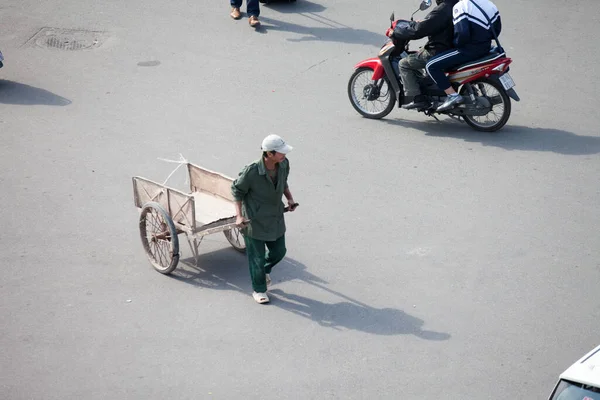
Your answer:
[231,158,290,241]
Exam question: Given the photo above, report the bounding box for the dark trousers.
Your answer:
[244,235,286,293]
[230,0,259,17]
[425,49,484,91]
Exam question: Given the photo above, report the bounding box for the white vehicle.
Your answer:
[548,344,600,400]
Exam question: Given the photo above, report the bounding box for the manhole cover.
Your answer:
[25,27,107,50]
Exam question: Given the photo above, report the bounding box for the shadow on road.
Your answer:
[258,17,383,46]
[268,288,450,340]
[0,80,71,106]
[253,1,383,47]
[260,0,326,14]
[381,117,600,155]
[172,247,450,340]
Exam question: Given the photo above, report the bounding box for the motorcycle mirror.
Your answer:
[410,7,418,21]
[420,0,432,11]
[390,12,395,22]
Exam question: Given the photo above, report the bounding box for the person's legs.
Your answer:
[246,0,260,17]
[264,235,286,275]
[425,50,461,92]
[247,0,260,27]
[244,236,268,294]
[399,54,423,98]
[399,49,432,109]
[425,50,474,111]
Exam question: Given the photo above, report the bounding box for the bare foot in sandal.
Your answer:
[252,292,269,304]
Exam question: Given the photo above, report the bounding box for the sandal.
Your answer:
[252,292,269,304]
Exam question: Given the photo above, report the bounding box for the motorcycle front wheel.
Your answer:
[348,67,396,119]
[460,78,511,132]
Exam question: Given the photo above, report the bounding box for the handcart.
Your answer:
[132,162,245,274]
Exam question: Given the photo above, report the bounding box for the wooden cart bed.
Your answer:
[132,163,238,235]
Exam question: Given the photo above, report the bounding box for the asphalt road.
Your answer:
[1,0,599,399]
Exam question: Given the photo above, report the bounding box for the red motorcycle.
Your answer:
[347,2,519,132]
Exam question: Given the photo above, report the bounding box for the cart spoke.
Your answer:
[145,211,171,266]
[156,241,167,266]
[139,203,179,274]
[224,227,246,253]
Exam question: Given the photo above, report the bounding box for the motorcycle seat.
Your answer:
[452,48,506,72]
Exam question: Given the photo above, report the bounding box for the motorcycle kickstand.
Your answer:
[423,109,440,122]
[447,114,465,123]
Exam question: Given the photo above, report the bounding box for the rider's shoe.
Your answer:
[436,94,464,112]
[402,94,429,110]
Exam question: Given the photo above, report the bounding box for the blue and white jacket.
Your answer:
[453,0,502,56]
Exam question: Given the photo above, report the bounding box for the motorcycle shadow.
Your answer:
[380,118,600,156]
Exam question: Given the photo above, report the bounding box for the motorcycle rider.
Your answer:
[426,0,502,112]
[387,0,458,110]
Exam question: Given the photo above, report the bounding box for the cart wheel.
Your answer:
[224,227,246,253]
[139,202,180,274]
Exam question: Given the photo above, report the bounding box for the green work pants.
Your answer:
[244,235,286,293]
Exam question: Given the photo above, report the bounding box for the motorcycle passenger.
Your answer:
[426,0,502,112]
[387,0,458,110]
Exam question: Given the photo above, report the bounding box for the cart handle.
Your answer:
[284,203,299,212]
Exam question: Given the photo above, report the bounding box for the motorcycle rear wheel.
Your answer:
[348,67,396,119]
[460,78,511,132]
